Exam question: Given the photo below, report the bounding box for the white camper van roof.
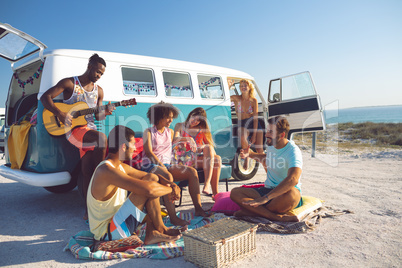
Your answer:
[15,48,254,79]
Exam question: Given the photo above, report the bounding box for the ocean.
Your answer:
[324,105,402,124]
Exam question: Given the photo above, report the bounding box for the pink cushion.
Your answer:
[211,191,241,215]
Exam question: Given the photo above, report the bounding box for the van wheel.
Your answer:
[43,163,80,193]
[231,148,259,181]
[43,178,77,193]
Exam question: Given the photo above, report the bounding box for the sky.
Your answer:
[0,0,401,110]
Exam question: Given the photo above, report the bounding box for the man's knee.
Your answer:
[230,187,243,200]
[97,132,107,148]
[190,166,198,177]
[159,168,174,182]
[269,188,300,214]
[287,187,301,203]
[144,173,159,182]
[83,130,107,148]
[186,166,199,181]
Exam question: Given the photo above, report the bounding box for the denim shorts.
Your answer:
[140,163,172,173]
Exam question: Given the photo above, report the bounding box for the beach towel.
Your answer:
[236,206,353,234]
[63,230,152,260]
[8,121,32,169]
[64,212,227,261]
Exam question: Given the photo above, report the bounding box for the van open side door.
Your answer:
[0,22,47,69]
[267,71,325,137]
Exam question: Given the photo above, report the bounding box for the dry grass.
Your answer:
[337,122,402,146]
[292,123,402,154]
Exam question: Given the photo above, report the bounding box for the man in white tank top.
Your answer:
[87,125,186,243]
[40,54,115,220]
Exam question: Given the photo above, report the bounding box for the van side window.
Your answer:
[269,79,281,102]
[268,72,316,102]
[122,67,156,96]
[281,72,316,100]
[198,75,224,99]
[163,71,193,98]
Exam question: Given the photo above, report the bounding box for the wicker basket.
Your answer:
[183,218,258,268]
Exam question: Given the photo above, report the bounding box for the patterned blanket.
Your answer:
[236,206,353,234]
[64,212,227,260]
[64,207,350,260]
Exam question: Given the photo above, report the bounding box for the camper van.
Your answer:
[0,108,5,152]
[0,23,325,193]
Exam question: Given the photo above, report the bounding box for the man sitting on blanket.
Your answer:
[87,125,187,244]
[230,116,302,222]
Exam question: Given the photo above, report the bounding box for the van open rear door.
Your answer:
[0,22,47,68]
[267,71,325,136]
[0,24,73,191]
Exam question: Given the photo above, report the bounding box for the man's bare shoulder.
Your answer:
[93,162,115,177]
[58,77,74,86]
[93,161,126,184]
[120,162,135,174]
[51,77,75,93]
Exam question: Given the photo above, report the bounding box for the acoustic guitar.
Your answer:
[43,98,137,136]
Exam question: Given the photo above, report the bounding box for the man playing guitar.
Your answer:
[40,53,114,220]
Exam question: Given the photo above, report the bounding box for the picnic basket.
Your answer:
[183,218,258,267]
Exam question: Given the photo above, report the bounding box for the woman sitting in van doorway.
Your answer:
[141,102,208,226]
[229,79,264,169]
[173,107,221,198]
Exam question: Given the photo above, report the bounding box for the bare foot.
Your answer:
[202,189,210,195]
[279,214,299,222]
[233,209,257,217]
[195,208,209,218]
[165,225,188,236]
[144,230,180,245]
[202,190,213,197]
[170,215,190,226]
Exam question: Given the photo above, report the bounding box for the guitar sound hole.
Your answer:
[54,116,61,127]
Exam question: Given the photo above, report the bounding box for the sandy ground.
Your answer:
[0,148,401,267]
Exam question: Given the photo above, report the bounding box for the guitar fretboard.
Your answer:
[74,102,122,117]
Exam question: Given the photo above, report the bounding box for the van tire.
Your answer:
[231,148,259,181]
[43,178,77,193]
[43,163,80,193]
